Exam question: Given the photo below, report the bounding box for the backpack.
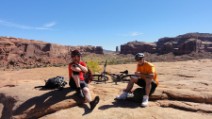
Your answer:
[35,76,67,90]
[84,68,93,84]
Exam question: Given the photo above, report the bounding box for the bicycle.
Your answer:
[92,60,135,84]
[110,70,135,85]
[93,72,109,83]
[92,60,109,83]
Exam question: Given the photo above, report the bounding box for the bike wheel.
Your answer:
[92,75,109,83]
[99,75,109,82]
[111,74,122,82]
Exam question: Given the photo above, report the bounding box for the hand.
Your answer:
[135,72,146,79]
[135,72,141,77]
[72,64,79,67]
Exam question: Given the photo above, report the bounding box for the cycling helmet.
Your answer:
[135,53,145,61]
[71,50,81,57]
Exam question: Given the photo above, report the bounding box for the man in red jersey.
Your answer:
[68,50,99,110]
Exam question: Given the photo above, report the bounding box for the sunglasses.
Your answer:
[71,55,80,58]
[135,57,144,61]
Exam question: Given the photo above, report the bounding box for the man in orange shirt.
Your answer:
[116,53,158,107]
[68,50,99,110]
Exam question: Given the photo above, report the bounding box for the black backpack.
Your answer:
[45,76,67,89]
[35,76,67,90]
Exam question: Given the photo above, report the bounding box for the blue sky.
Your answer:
[0,0,212,50]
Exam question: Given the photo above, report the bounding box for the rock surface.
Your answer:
[0,59,212,119]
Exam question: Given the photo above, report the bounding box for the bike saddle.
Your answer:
[120,70,128,74]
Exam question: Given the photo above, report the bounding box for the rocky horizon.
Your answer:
[0,36,103,69]
[1,32,212,69]
[120,32,212,55]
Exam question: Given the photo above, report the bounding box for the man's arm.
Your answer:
[71,63,88,73]
[135,72,153,96]
[71,64,82,72]
[78,63,88,73]
[135,72,154,79]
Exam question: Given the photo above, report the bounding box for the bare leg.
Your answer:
[72,74,80,88]
[116,77,139,99]
[82,87,92,102]
[72,74,84,98]
[83,87,100,110]
[141,78,152,107]
[145,78,152,96]
[125,77,138,92]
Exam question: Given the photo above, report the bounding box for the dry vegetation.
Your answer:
[82,52,212,65]
[82,53,135,65]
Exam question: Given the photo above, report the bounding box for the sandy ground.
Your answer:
[0,59,212,119]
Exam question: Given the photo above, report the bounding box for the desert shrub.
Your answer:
[83,53,135,65]
[86,60,101,73]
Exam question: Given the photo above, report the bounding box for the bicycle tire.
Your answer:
[93,75,109,82]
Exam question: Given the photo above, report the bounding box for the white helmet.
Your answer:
[135,53,145,60]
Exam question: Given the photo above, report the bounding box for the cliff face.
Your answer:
[120,33,212,55]
[157,33,212,55]
[120,41,157,55]
[0,37,103,68]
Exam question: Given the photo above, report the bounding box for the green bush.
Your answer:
[82,53,134,65]
[86,60,101,73]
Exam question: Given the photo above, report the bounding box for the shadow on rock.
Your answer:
[99,100,140,110]
[13,88,85,119]
[78,103,92,116]
[0,93,17,119]
[99,88,147,110]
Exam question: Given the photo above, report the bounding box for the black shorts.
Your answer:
[69,78,88,90]
[136,79,157,96]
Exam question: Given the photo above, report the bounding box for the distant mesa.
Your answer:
[0,37,103,69]
[120,41,157,54]
[1,32,212,69]
[120,32,212,55]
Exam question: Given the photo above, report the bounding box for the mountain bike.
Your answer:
[111,70,135,85]
[92,61,109,83]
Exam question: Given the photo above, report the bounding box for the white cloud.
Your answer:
[118,32,144,37]
[130,32,143,36]
[42,22,56,28]
[0,19,56,30]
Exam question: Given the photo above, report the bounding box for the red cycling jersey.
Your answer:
[68,61,86,81]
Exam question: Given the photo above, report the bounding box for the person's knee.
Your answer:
[145,78,152,85]
[130,77,138,83]
[72,75,79,78]
[83,87,90,93]
[72,75,80,81]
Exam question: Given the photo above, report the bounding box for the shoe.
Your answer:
[115,91,128,100]
[141,95,149,107]
[90,96,100,110]
[76,88,84,98]
[127,93,134,98]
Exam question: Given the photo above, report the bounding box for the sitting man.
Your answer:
[116,53,158,107]
[68,50,100,110]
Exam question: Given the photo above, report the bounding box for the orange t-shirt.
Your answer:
[136,61,158,85]
[68,61,86,81]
